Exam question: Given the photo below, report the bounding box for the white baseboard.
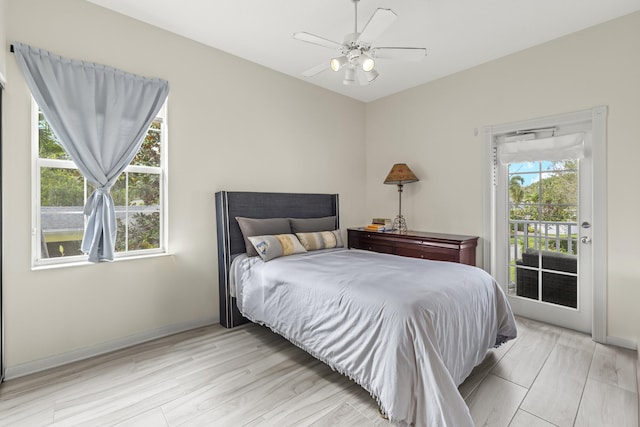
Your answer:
[637,353,640,390]
[3,316,218,380]
[606,335,637,351]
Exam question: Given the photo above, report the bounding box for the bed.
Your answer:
[215,191,517,427]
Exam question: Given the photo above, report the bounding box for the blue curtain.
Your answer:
[13,42,169,262]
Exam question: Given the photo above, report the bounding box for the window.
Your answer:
[33,101,167,266]
[507,160,579,308]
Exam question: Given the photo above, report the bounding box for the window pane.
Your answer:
[40,167,84,258]
[127,212,160,251]
[128,172,160,250]
[540,171,577,216]
[131,120,161,167]
[41,167,84,206]
[129,172,160,206]
[38,112,71,160]
[114,172,161,252]
[516,266,539,301]
[113,174,127,252]
[542,272,577,308]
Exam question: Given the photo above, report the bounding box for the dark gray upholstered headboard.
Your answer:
[215,191,339,328]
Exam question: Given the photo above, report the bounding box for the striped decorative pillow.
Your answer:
[295,230,343,251]
[247,234,307,261]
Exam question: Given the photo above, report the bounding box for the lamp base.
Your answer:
[392,215,408,233]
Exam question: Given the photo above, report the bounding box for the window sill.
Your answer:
[31,251,172,271]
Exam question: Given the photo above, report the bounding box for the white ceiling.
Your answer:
[87,0,640,103]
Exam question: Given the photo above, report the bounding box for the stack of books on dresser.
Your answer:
[364,218,393,231]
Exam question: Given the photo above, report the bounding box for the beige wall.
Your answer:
[366,12,640,347]
[3,0,365,371]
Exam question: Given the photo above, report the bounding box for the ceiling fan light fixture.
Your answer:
[363,68,379,83]
[343,66,357,85]
[330,56,348,72]
[294,1,426,88]
[360,54,375,72]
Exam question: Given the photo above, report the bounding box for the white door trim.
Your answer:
[482,106,607,343]
[590,106,607,343]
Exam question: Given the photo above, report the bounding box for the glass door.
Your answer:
[485,107,608,340]
[491,129,593,334]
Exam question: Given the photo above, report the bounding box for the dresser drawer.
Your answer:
[348,231,394,254]
[362,242,394,254]
[394,244,460,262]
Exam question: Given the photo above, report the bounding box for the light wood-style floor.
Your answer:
[0,317,637,426]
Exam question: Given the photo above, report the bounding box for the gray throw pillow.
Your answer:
[236,217,292,257]
[289,216,337,233]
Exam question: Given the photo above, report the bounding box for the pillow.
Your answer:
[289,216,337,233]
[247,234,307,262]
[236,217,292,257]
[295,230,344,251]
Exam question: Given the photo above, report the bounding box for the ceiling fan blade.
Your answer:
[358,8,397,45]
[293,32,343,50]
[370,47,427,61]
[301,62,330,77]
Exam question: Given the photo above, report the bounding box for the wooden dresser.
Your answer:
[347,228,479,266]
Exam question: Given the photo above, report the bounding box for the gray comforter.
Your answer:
[232,248,517,426]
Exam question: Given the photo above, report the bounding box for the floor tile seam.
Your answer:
[464,346,514,400]
[487,327,554,388]
[494,330,560,390]
[517,408,561,427]
[584,375,639,396]
[511,337,562,423]
[567,344,597,427]
[485,372,529,394]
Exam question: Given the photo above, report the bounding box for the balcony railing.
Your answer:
[509,220,578,261]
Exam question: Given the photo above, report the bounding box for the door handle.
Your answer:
[581,236,591,244]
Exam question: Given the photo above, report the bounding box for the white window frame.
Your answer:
[31,99,169,268]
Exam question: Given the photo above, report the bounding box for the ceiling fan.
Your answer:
[293,0,427,86]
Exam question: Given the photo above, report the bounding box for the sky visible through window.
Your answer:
[508,161,554,186]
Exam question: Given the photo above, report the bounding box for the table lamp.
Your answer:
[383,163,419,232]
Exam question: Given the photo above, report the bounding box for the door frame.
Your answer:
[482,106,607,343]
[0,75,4,381]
